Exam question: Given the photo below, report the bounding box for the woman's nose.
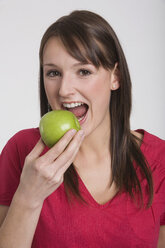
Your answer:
[58,75,75,97]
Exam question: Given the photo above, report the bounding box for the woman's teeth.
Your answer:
[62,102,84,108]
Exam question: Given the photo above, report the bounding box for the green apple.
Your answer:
[39,110,81,147]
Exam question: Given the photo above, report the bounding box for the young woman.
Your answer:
[0,10,164,248]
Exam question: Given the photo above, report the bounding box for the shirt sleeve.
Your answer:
[159,146,165,226]
[160,212,165,226]
[0,136,22,206]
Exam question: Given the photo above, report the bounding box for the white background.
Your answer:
[0,0,165,152]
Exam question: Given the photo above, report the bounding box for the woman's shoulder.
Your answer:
[8,127,40,144]
[0,128,40,182]
[2,128,41,155]
[12,127,40,140]
[134,129,165,164]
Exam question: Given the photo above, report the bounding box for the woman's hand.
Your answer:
[15,129,85,208]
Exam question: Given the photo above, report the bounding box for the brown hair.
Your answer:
[39,10,153,207]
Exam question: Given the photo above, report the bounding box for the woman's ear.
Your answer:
[110,62,120,91]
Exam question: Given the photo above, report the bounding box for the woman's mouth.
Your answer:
[62,102,89,125]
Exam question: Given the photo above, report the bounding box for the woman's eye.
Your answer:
[46,70,61,77]
[79,69,91,76]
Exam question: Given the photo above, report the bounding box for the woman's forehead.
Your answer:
[42,36,93,65]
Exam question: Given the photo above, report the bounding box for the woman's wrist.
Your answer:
[13,186,44,210]
[0,187,43,248]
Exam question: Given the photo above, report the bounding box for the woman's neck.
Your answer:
[76,115,111,165]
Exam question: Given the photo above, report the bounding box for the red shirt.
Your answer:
[0,128,165,247]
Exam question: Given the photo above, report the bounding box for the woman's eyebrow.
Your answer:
[72,62,90,67]
[43,63,57,67]
[43,62,91,68]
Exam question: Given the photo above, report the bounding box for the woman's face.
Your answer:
[42,37,119,136]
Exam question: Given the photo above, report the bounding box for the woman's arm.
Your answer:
[0,205,8,226]
[0,195,42,248]
[157,226,165,248]
[0,129,84,248]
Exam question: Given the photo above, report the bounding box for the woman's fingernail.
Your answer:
[78,130,85,137]
[70,129,77,135]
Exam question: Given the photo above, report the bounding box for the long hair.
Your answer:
[39,10,153,207]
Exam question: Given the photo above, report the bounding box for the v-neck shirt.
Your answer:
[0,128,164,247]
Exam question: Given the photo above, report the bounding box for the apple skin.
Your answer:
[39,110,81,148]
